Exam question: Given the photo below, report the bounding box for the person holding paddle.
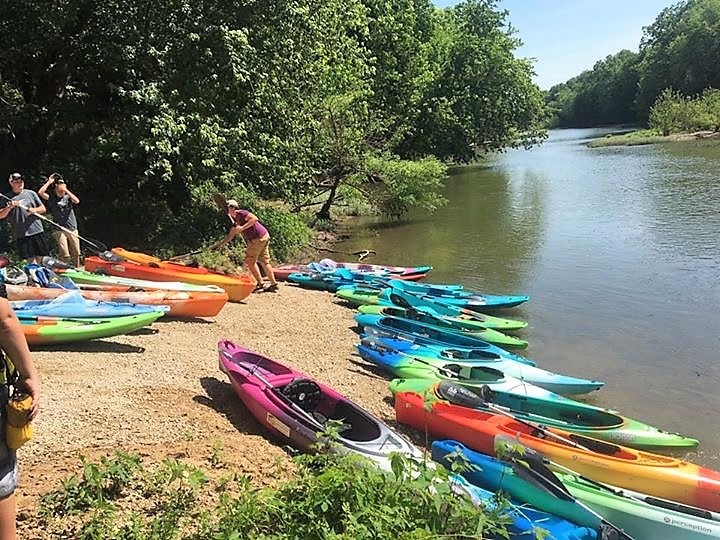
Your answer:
[211,200,279,293]
[38,173,81,268]
[0,173,49,264]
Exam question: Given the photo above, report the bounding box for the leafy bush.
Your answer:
[649,88,720,135]
[36,450,514,540]
[363,154,448,219]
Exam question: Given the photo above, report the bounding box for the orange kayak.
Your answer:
[394,383,720,513]
[7,284,228,318]
[84,251,255,302]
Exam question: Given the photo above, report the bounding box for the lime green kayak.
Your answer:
[559,471,720,539]
[20,311,165,345]
[358,304,527,332]
[336,286,382,306]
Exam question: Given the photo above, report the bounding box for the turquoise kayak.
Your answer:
[355,312,529,349]
[337,283,528,311]
[384,278,529,310]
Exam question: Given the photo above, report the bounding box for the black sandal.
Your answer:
[265,283,279,293]
[253,283,265,292]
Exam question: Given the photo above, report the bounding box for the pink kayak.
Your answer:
[217,339,420,469]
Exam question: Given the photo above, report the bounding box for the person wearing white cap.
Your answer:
[211,199,279,292]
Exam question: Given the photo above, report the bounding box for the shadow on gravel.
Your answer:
[346,356,389,381]
[196,376,267,436]
[33,340,146,353]
[196,376,301,456]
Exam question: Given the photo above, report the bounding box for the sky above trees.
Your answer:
[435,0,678,89]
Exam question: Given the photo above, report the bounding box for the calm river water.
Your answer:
[337,128,720,466]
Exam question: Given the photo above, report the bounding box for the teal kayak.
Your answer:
[355,313,528,349]
[434,440,720,539]
[355,312,528,349]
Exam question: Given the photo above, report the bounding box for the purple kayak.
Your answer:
[218,339,420,469]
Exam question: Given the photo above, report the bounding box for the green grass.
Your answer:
[586,129,666,147]
[33,447,533,540]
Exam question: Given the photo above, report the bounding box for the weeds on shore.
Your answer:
[35,447,519,539]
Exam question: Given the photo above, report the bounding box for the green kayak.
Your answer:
[559,471,720,539]
[336,286,382,307]
[355,313,529,349]
[21,311,165,345]
[358,304,527,332]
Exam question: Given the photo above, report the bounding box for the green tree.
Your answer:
[400,0,547,161]
[636,0,720,116]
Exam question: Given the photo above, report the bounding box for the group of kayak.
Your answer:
[224,259,720,539]
[1,247,256,345]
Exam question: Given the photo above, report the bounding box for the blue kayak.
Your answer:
[431,440,617,536]
[11,290,169,318]
[357,314,531,356]
[357,337,604,395]
[360,322,535,366]
[451,473,597,539]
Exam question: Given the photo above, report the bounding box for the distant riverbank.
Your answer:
[587,129,720,147]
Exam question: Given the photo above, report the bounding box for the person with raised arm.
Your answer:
[38,173,81,268]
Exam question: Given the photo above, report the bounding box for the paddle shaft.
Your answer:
[167,249,203,261]
[511,453,635,540]
[229,359,325,432]
[0,193,108,255]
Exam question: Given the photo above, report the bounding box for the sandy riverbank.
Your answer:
[15,283,401,536]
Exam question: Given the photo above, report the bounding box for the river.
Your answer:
[336,128,720,466]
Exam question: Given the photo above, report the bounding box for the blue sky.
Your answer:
[434,0,679,89]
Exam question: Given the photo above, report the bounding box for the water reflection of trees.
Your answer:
[643,143,720,266]
[336,164,547,294]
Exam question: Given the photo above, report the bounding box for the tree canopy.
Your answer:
[0,0,547,257]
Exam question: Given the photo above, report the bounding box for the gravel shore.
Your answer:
[16,283,402,532]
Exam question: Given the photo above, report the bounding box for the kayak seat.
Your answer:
[282,378,322,412]
[311,410,352,435]
[325,400,381,441]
